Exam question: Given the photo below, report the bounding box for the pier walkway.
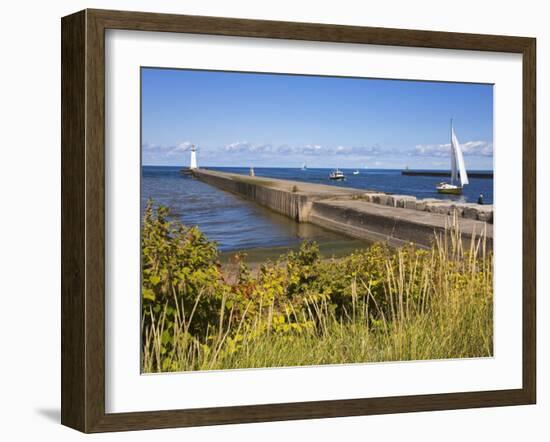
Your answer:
[192,169,493,248]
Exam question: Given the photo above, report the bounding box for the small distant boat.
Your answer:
[436,119,469,195]
[329,169,346,181]
[249,167,255,177]
[353,170,359,175]
[301,162,307,171]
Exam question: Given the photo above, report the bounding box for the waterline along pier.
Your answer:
[191,169,493,248]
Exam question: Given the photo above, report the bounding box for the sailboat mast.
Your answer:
[450,118,454,186]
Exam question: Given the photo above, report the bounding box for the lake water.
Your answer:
[141,166,493,254]
[216,167,493,204]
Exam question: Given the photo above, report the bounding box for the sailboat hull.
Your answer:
[436,186,462,195]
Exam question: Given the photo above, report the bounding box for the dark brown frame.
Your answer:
[61,8,536,433]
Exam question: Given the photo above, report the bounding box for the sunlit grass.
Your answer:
[141,206,492,373]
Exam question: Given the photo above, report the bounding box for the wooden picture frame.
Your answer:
[61,8,536,433]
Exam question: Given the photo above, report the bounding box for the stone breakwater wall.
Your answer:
[191,169,493,248]
[309,201,448,247]
[192,169,364,222]
[191,170,303,220]
[359,193,493,224]
[309,200,492,249]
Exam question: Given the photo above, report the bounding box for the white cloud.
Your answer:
[142,141,194,157]
[223,141,278,153]
[414,140,493,157]
[461,140,494,156]
[220,142,389,157]
[171,141,193,152]
[143,139,493,166]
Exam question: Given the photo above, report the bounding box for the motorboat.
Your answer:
[329,169,346,181]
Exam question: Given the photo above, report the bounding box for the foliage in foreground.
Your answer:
[141,200,493,373]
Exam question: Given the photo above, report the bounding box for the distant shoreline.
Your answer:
[402,170,493,178]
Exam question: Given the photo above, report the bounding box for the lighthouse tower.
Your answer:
[189,144,198,169]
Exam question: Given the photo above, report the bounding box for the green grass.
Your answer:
[141,203,492,373]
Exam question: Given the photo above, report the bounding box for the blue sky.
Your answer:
[141,68,493,169]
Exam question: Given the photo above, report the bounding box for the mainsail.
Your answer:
[450,136,458,184]
[451,127,469,187]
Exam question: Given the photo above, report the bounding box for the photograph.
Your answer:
[140,68,494,373]
[1,0,542,438]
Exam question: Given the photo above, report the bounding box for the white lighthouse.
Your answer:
[189,144,198,169]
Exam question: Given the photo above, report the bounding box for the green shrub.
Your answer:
[141,201,493,372]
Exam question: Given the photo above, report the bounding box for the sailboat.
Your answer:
[436,120,469,195]
[301,161,307,171]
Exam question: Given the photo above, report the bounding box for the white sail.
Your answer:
[452,128,469,186]
[450,138,458,184]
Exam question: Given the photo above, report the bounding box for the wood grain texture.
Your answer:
[90,8,532,52]
[522,38,537,403]
[60,8,537,433]
[85,9,108,432]
[61,10,86,431]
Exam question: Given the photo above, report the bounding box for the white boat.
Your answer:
[353,170,359,175]
[301,162,307,171]
[436,120,469,195]
[329,169,346,181]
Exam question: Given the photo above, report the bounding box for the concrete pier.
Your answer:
[192,169,493,248]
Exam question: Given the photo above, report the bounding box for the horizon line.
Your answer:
[141,164,494,172]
